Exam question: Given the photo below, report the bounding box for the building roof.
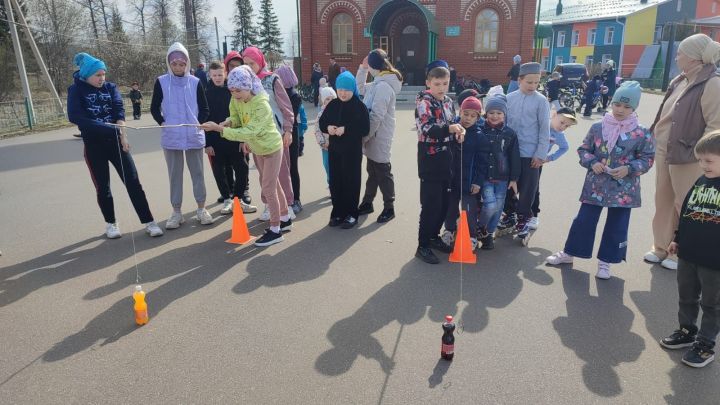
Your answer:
[693,16,720,26]
[539,0,667,25]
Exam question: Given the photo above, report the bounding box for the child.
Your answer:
[129,82,142,120]
[275,64,303,213]
[150,42,211,229]
[319,71,370,229]
[315,86,337,185]
[415,60,466,264]
[241,47,296,221]
[298,104,307,156]
[440,94,486,251]
[356,49,402,224]
[223,50,251,205]
[476,94,520,250]
[67,52,162,238]
[546,72,562,111]
[528,107,576,230]
[201,66,291,247]
[582,75,603,117]
[204,61,256,215]
[499,62,550,244]
[659,130,720,368]
[546,81,655,279]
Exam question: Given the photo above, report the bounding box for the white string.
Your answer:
[112,125,142,284]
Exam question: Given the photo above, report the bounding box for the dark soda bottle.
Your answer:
[441,315,455,361]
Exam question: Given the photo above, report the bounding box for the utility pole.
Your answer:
[3,0,34,127]
[214,17,221,60]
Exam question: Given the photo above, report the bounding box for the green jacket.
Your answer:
[222,93,282,156]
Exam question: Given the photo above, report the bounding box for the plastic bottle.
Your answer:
[441,315,455,361]
[133,285,149,325]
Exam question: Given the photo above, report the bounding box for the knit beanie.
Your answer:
[74,52,107,80]
[368,50,385,70]
[319,86,336,103]
[486,85,505,99]
[460,96,483,114]
[513,54,522,64]
[611,80,642,110]
[519,62,541,76]
[227,65,264,95]
[485,94,507,116]
[678,33,720,65]
[275,64,299,88]
[335,71,358,96]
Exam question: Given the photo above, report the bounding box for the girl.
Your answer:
[241,47,296,221]
[315,86,337,185]
[275,64,303,213]
[319,72,370,229]
[201,66,291,247]
[150,42,212,229]
[67,52,163,239]
[355,49,402,224]
[546,81,656,279]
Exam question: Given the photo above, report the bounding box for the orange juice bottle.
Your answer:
[133,285,149,325]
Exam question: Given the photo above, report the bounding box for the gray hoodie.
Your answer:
[356,67,402,163]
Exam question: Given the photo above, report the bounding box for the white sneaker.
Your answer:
[644,251,664,263]
[259,205,270,221]
[441,230,455,247]
[287,205,296,220]
[528,217,540,230]
[470,237,478,251]
[145,221,163,237]
[241,201,258,213]
[105,223,121,239]
[220,199,234,215]
[546,251,574,265]
[596,260,612,280]
[661,258,678,270]
[166,211,184,229]
[197,208,213,225]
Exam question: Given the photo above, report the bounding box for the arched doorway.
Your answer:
[368,0,437,85]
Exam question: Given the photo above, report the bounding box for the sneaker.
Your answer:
[514,216,528,234]
[254,229,284,247]
[440,230,455,247]
[280,218,292,232]
[470,237,478,251]
[377,208,395,223]
[496,213,517,235]
[682,341,715,368]
[661,258,678,271]
[145,221,163,237]
[216,196,225,203]
[429,237,453,254]
[259,205,271,221]
[241,201,257,213]
[341,216,358,229]
[480,233,495,250]
[287,205,297,220]
[105,223,121,239]
[291,200,303,214]
[527,216,540,230]
[643,251,664,263]
[358,202,374,215]
[242,191,252,205]
[596,260,612,280]
[197,208,213,225]
[328,217,343,227]
[166,212,185,229]
[220,199,234,215]
[660,328,697,350]
[416,246,440,264]
[546,251,574,265]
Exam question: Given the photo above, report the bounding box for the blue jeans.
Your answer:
[321,149,329,184]
[563,203,631,263]
[478,180,508,233]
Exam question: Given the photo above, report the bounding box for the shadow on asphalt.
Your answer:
[553,266,645,397]
[630,264,720,403]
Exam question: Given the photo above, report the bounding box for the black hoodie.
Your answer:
[205,80,240,149]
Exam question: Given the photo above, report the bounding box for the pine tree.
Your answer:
[257,0,283,55]
[232,0,258,50]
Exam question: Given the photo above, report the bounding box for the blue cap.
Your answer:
[74,53,107,80]
[426,60,449,75]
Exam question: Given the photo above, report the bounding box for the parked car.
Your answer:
[554,63,589,87]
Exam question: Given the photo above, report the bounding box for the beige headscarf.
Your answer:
[678,34,720,65]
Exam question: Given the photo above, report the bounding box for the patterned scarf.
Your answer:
[602,112,638,154]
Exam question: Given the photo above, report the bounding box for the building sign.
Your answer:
[363,28,371,38]
[445,26,460,37]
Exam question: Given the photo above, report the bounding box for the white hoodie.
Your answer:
[356,66,402,163]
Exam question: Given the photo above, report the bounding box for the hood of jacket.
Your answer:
[373,71,402,94]
[166,42,191,76]
[224,50,242,73]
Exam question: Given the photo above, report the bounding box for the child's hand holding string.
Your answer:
[200,121,223,132]
[117,120,130,152]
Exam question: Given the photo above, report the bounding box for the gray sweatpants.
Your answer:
[677,258,720,346]
[163,148,206,208]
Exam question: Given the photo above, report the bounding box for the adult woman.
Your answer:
[645,34,720,270]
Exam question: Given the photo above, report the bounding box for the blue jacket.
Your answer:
[478,121,521,183]
[67,72,125,143]
[450,118,486,194]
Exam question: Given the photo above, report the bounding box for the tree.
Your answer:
[128,0,148,41]
[95,5,131,84]
[148,0,177,46]
[232,0,257,50]
[257,0,283,56]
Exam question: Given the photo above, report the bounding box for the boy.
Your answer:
[204,61,256,215]
[129,82,142,120]
[660,130,720,368]
[499,62,550,244]
[545,71,562,111]
[528,107,576,229]
[415,60,466,264]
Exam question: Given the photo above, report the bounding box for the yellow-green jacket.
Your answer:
[221,93,282,155]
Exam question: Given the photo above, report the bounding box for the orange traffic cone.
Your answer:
[449,210,477,264]
[226,197,253,244]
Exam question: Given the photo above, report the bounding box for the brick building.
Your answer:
[298,0,538,86]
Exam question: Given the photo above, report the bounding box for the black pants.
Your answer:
[362,158,395,210]
[418,179,450,247]
[583,95,595,116]
[83,139,153,224]
[289,128,301,201]
[132,102,141,118]
[209,142,248,200]
[503,157,540,220]
[677,258,720,346]
[532,166,543,217]
[329,146,362,220]
[313,84,320,106]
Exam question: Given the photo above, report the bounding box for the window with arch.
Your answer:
[332,13,353,54]
[474,9,499,53]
